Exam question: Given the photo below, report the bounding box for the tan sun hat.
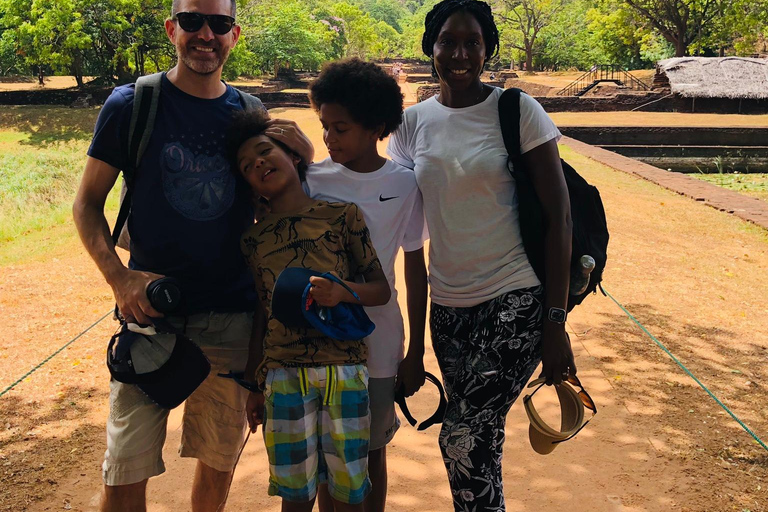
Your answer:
[523,376,594,455]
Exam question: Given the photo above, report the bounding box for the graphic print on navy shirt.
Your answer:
[160,131,234,221]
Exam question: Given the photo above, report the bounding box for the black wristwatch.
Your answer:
[547,307,567,324]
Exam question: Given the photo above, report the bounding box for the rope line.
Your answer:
[0,310,112,399]
[602,286,768,452]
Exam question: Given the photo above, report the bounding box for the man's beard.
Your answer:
[176,43,230,75]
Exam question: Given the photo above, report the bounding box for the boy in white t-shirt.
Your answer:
[306,58,429,512]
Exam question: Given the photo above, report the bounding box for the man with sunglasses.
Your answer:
[73,0,313,511]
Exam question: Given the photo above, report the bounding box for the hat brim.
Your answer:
[525,380,585,455]
[529,423,559,454]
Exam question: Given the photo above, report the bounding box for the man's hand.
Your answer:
[539,324,577,385]
[265,119,315,164]
[308,275,350,307]
[395,352,426,398]
[246,390,265,432]
[110,268,166,325]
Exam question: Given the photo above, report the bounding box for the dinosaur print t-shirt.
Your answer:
[241,200,382,384]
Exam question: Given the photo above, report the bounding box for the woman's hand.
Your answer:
[265,119,314,164]
[396,351,426,398]
[539,323,576,385]
[246,391,265,433]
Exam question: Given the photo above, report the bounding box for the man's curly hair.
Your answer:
[309,58,403,140]
[226,109,307,181]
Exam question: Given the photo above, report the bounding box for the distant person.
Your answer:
[387,0,575,511]
[231,108,391,512]
[305,58,429,512]
[72,0,312,510]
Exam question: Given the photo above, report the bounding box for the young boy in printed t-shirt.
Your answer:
[229,109,391,511]
[306,58,429,512]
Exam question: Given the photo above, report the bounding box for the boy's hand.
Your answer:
[246,390,265,433]
[396,352,426,398]
[308,275,351,307]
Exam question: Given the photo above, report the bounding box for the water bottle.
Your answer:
[570,255,596,296]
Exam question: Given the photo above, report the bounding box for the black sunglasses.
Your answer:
[394,372,447,431]
[173,12,235,35]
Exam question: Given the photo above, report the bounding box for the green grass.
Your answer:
[691,173,768,202]
[0,106,119,259]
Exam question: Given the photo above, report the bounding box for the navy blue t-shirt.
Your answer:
[88,73,257,314]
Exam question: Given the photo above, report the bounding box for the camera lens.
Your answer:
[147,278,182,313]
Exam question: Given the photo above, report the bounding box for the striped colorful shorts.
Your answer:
[263,364,371,504]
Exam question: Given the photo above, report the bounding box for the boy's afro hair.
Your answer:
[309,58,403,140]
[226,108,307,180]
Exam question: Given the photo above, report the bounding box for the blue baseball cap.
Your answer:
[272,267,375,341]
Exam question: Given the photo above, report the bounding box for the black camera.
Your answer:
[146,277,182,314]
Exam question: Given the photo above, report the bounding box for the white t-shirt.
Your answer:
[304,158,428,378]
[387,87,561,307]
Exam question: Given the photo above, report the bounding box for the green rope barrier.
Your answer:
[602,286,768,453]
[0,310,112,399]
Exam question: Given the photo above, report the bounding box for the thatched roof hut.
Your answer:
[654,57,768,99]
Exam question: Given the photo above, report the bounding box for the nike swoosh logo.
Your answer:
[379,195,399,202]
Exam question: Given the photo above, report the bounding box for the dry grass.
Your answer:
[515,69,656,90]
[0,76,97,92]
[551,111,768,127]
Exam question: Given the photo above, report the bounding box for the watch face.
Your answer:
[548,308,566,323]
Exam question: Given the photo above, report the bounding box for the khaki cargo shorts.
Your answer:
[102,311,252,486]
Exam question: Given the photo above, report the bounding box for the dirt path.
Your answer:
[2,111,768,512]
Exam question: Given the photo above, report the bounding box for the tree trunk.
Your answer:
[675,38,686,57]
[72,54,84,88]
[115,54,132,84]
[525,45,534,72]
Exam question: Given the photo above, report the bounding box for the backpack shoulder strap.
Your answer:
[498,88,523,161]
[235,88,267,113]
[112,72,162,246]
[126,72,163,185]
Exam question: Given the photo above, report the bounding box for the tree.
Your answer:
[622,0,720,57]
[243,0,334,74]
[537,0,603,70]
[585,0,672,68]
[0,0,31,75]
[495,0,568,71]
[16,0,92,86]
[330,2,386,58]
[695,0,768,56]
[399,0,439,59]
[361,0,408,32]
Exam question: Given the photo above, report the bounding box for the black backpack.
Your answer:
[498,88,609,311]
[111,72,266,249]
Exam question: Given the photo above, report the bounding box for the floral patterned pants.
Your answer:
[431,286,544,512]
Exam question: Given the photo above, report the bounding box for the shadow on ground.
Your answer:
[572,299,768,510]
[0,385,105,512]
[0,107,99,145]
